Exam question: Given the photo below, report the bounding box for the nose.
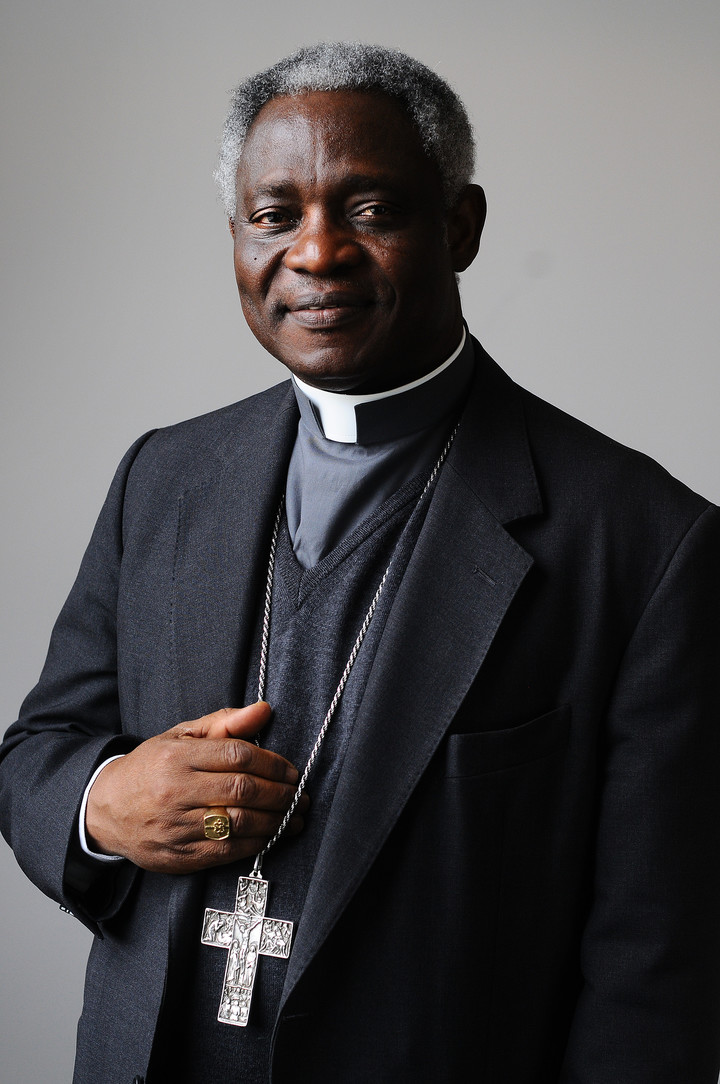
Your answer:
[284,211,362,275]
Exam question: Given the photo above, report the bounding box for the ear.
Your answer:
[446,184,486,272]
[229,217,236,240]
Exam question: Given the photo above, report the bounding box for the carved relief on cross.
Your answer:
[201,874,293,1026]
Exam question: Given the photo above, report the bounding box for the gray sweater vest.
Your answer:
[153,473,433,1082]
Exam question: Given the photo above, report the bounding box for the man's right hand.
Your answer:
[84,702,307,873]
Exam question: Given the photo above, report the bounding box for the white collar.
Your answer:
[292,329,467,444]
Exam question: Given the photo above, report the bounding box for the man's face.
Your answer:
[231,90,482,393]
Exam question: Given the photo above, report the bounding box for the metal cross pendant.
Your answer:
[201,874,293,1026]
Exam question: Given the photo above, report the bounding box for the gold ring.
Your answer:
[203,807,230,840]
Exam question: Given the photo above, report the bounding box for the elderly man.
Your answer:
[2,42,720,1084]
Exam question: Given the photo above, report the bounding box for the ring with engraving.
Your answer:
[203,807,231,841]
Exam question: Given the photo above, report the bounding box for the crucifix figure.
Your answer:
[201,874,293,1026]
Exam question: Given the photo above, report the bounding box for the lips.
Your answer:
[283,291,372,329]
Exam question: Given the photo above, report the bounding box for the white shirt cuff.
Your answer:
[78,755,126,862]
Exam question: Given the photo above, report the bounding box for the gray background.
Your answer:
[1,1,718,1079]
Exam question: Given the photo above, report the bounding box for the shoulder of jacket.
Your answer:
[516,382,713,522]
[123,380,294,481]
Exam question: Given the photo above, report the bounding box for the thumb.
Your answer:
[178,702,272,741]
[216,701,272,739]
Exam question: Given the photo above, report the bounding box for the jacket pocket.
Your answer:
[445,704,571,777]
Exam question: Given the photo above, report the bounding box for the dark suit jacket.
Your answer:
[2,341,720,1083]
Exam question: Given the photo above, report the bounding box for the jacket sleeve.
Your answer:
[0,431,156,933]
[561,503,720,1083]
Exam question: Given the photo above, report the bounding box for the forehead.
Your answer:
[236,89,441,196]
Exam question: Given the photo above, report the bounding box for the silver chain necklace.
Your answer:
[200,423,458,1027]
[253,421,459,874]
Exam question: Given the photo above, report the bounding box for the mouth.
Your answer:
[283,291,373,329]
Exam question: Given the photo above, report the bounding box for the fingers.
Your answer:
[180,734,299,786]
[211,701,272,741]
[170,705,299,784]
[178,702,272,742]
[215,801,307,846]
[86,707,308,875]
[223,792,310,837]
[144,794,310,874]
[183,768,300,815]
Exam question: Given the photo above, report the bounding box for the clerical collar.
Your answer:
[291,329,472,445]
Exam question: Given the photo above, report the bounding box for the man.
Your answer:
[1,41,720,1083]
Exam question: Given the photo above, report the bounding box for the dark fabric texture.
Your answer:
[158,483,430,1082]
[2,340,720,1083]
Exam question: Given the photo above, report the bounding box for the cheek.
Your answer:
[236,290,270,342]
[380,234,449,289]
[402,244,455,301]
[234,244,283,304]
[234,257,264,306]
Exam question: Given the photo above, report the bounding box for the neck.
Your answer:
[292,330,468,444]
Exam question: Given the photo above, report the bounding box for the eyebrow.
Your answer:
[335,172,405,192]
[247,182,296,200]
[245,172,407,201]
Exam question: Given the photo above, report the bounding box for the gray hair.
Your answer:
[214,42,475,219]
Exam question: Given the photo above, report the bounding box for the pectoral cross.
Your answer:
[201,874,293,1026]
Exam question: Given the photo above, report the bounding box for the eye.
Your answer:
[356,203,392,218]
[248,208,294,229]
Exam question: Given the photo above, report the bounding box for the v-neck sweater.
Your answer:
[160,472,436,1082]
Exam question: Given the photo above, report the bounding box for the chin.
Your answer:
[296,371,377,394]
[282,353,386,394]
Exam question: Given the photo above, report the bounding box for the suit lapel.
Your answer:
[170,383,298,719]
[165,382,299,1047]
[282,343,543,997]
[165,348,544,1015]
